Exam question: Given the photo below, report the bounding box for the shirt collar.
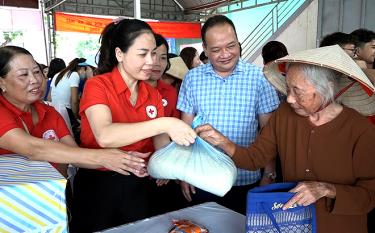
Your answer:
[157,79,170,90]
[204,59,245,77]
[0,95,46,121]
[136,81,150,107]
[112,66,128,95]
[110,66,150,107]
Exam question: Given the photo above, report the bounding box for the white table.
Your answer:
[100,202,246,233]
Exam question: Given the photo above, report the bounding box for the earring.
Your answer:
[1,88,6,93]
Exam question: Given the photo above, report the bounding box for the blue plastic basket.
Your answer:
[246,182,316,233]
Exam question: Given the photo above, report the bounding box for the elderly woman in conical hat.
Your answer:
[194,45,375,233]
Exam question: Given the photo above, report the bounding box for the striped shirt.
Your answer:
[177,59,280,185]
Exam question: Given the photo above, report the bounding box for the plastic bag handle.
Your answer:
[191,115,203,129]
[261,202,282,233]
[250,182,297,193]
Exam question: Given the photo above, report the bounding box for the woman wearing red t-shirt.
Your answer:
[146,34,181,118]
[72,19,196,232]
[0,45,147,175]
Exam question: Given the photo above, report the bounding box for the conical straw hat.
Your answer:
[263,45,375,116]
[166,57,189,80]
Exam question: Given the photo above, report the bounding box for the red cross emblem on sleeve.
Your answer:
[146,105,157,118]
[42,129,59,141]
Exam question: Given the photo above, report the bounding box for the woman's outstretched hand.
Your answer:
[166,118,197,146]
[97,150,150,177]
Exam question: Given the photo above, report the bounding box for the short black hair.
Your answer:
[201,15,237,46]
[350,28,375,48]
[154,33,170,72]
[180,47,197,69]
[199,51,207,62]
[261,41,288,64]
[320,32,358,47]
[0,46,32,78]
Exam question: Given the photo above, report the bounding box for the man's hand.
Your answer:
[259,174,276,186]
[180,181,196,202]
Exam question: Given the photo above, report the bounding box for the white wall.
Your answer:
[252,0,319,67]
[0,7,48,64]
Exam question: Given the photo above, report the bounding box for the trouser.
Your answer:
[368,208,375,232]
[66,107,80,144]
[70,168,149,233]
[190,181,260,215]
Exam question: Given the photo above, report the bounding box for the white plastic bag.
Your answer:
[148,116,237,197]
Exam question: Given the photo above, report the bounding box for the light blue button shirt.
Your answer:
[177,59,280,186]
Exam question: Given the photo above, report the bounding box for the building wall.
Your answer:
[317,0,375,44]
[252,0,318,67]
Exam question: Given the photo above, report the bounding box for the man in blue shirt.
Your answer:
[177,15,280,214]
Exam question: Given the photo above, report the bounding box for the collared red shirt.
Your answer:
[0,95,71,165]
[156,79,180,118]
[177,59,280,186]
[80,67,164,155]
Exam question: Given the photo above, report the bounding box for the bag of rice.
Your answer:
[148,116,237,197]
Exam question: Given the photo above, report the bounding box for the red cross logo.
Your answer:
[146,105,157,118]
[42,129,59,141]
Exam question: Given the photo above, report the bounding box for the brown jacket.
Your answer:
[233,103,375,233]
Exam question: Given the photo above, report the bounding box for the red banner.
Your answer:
[55,12,201,39]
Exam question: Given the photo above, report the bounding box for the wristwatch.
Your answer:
[265,172,277,180]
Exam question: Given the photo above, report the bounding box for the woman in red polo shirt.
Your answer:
[146,33,180,118]
[145,33,188,216]
[0,46,148,176]
[72,19,196,232]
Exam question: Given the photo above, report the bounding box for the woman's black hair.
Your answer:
[261,41,288,64]
[179,47,197,70]
[47,58,66,79]
[0,46,32,78]
[54,58,86,86]
[154,33,170,73]
[97,19,154,74]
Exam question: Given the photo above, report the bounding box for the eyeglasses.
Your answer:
[342,48,356,52]
[341,46,357,58]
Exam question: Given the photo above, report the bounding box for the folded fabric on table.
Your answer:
[0,154,68,233]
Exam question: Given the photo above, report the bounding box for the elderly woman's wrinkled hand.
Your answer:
[99,149,150,177]
[195,124,226,147]
[283,181,336,210]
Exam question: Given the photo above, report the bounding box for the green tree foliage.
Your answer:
[76,38,100,58]
[2,31,23,46]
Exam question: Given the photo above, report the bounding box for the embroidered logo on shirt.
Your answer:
[42,129,59,141]
[162,98,168,107]
[146,105,157,118]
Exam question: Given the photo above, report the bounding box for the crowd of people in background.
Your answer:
[0,14,375,233]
